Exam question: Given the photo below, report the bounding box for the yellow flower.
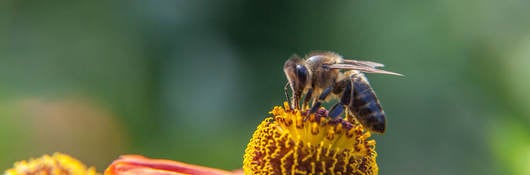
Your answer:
[243,102,378,175]
[4,153,99,175]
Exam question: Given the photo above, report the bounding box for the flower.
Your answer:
[243,102,378,175]
[4,152,99,175]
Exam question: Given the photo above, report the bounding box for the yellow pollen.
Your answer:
[243,102,379,175]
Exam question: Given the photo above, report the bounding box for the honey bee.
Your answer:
[283,52,402,134]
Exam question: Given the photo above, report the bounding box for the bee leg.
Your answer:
[302,88,313,109]
[284,82,292,110]
[330,79,354,119]
[285,82,302,110]
[309,86,333,114]
[293,93,301,110]
[328,103,344,118]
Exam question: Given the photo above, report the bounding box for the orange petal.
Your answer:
[105,155,236,175]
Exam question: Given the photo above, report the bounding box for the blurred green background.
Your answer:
[1,1,530,174]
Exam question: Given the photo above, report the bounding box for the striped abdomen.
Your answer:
[350,74,386,134]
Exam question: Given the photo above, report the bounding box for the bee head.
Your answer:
[284,56,310,96]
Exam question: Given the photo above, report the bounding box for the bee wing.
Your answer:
[327,64,404,76]
[342,59,385,68]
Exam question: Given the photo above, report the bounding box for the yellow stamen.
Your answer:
[4,153,100,175]
[243,102,378,175]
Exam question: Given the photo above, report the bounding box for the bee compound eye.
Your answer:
[295,65,309,82]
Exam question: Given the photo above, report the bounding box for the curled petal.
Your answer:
[105,155,238,175]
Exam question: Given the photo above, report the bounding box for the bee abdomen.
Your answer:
[351,78,386,133]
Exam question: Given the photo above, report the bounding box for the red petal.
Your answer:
[105,155,236,175]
